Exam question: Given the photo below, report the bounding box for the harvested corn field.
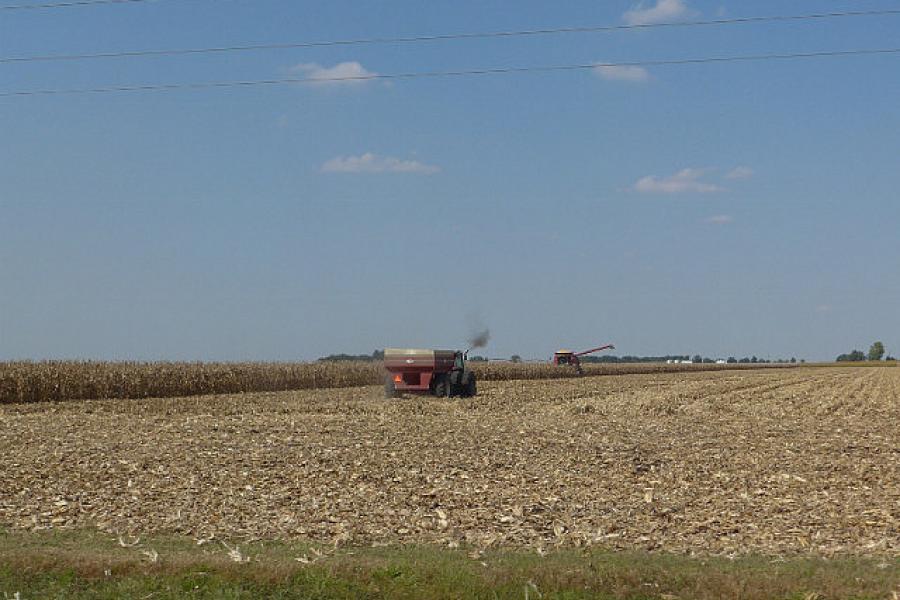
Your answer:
[0,367,897,557]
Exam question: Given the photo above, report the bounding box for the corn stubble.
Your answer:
[0,360,794,404]
[0,366,897,557]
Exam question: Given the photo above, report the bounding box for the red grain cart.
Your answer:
[383,348,477,398]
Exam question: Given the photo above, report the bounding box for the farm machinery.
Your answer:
[552,344,615,374]
[383,348,477,398]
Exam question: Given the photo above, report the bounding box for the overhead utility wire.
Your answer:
[0,0,158,10]
[2,8,900,63]
[3,47,899,98]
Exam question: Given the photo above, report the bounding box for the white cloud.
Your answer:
[705,215,733,225]
[290,61,377,87]
[594,63,650,82]
[725,166,754,180]
[320,153,440,174]
[632,168,724,194]
[623,0,691,25]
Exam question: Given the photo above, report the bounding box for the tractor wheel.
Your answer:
[384,376,398,399]
[462,372,477,398]
[433,376,450,398]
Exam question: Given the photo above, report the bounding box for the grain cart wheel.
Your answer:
[384,376,398,399]
[463,372,477,398]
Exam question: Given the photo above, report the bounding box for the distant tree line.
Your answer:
[837,341,894,362]
[582,355,689,364]
[318,350,384,362]
[581,355,802,364]
[318,351,499,362]
[724,356,801,364]
[319,344,897,364]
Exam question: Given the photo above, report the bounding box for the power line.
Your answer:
[2,8,900,63]
[2,47,899,98]
[0,0,159,10]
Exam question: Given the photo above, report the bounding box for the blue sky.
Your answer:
[1,0,898,362]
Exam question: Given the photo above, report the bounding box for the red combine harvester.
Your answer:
[552,344,615,374]
[383,348,477,398]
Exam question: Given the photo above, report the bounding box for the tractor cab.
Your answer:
[553,350,576,366]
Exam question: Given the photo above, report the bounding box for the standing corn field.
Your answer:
[0,360,801,404]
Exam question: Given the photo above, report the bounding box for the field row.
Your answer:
[0,360,799,404]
